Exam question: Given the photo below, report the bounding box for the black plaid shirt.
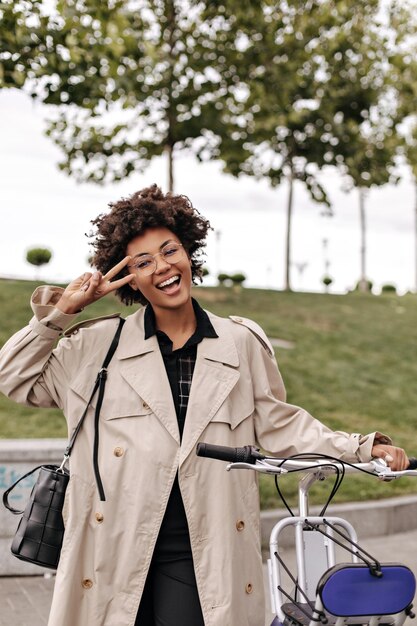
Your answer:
[144,298,218,563]
[144,298,218,439]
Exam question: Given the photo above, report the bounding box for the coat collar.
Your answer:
[117,307,239,367]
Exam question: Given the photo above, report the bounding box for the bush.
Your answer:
[381,284,397,294]
[217,272,231,286]
[322,275,333,291]
[230,272,246,286]
[26,247,52,267]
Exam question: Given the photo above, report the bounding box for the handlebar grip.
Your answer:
[196,443,265,464]
[408,457,417,469]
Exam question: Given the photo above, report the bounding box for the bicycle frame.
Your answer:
[225,456,417,626]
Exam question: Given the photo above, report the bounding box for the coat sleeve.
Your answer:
[241,320,391,463]
[0,286,78,409]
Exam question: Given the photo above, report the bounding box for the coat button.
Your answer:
[235,317,243,323]
[245,583,253,594]
[236,520,245,531]
[143,402,150,410]
[82,579,93,589]
[113,446,124,457]
[95,513,104,523]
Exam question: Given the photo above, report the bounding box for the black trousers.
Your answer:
[135,557,205,626]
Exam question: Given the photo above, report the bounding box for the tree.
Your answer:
[405,125,417,292]
[217,272,231,286]
[322,275,333,293]
[337,129,400,291]
[26,246,52,278]
[320,2,404,291]
[0,0,244,191]
[230,272,246,290]
[201,1,408,291]
[390,2,417,291]
[203,1,335,290]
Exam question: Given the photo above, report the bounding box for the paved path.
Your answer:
[1,529,417,626]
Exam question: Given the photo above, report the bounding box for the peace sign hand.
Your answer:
[55,257,135,315]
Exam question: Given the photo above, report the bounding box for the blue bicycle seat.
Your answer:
[317,563,416,617]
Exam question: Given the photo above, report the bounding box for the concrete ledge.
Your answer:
[0,438,67,462]
[260,494,417,549]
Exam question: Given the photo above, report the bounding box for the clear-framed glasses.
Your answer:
[128,242,185,276]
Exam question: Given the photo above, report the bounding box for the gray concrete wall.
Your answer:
[261,494,417,549]
[0,439,66,575]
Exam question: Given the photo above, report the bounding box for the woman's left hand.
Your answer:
[371,444,410,471]
[55,256,135,315]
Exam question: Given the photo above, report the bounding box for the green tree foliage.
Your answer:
[26,247,52,267]
[0,0,243,190]
[26,248,52,278]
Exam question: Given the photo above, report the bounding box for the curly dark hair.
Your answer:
[89,184,212,305]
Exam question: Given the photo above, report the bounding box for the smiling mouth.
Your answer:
[157,275,181,291]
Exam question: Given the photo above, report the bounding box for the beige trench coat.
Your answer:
[0,287,388,626]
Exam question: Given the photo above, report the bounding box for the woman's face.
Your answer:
[126,227,193,312]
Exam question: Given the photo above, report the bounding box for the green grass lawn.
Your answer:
[1,278,417,508]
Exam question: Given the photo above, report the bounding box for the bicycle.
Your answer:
[196,442,417,626]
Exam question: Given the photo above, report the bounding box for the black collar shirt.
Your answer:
[144,298,218,439]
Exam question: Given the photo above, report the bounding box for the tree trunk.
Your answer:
[166,0,175,193]
[284,170,294,291]
[167,144,174,192]
[415,180,417,293]
[358,187,368,292]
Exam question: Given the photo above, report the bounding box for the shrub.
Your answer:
[230,272,246,286]
[26,247,52,267]
[322,275,333,291]
[217,272,231,286]
[381,283,397,294]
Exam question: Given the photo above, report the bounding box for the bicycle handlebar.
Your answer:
[196,443,265,464]
[196,442,417,471]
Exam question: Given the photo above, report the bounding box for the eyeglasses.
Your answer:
[128,242,185,276]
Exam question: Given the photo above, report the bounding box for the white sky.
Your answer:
[0,88,416,294]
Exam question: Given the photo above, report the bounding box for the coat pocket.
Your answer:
[210,405,254,430]
[68,371,152,421]
[209,381,255,431]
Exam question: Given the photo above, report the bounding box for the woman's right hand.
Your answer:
[55,257,135,315]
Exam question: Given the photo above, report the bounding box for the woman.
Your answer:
[0,185,408,626]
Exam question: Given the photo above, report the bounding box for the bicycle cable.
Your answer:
[272,453,380,516]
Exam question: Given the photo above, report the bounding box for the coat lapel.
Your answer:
[180,314,240,465]
[116,308,241,454]
[117,309,180,444]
